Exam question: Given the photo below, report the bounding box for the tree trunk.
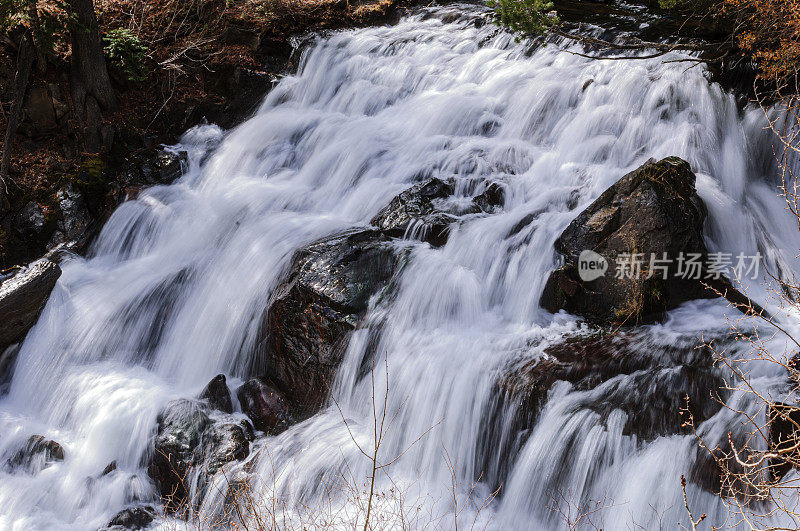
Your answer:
[0,31,35,213]
[25,0,46,75]
[67,0,116,152]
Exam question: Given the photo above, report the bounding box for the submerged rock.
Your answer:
[105,505,155,530]
[370,177,506,246]
[475,331,725,489]
[199,374,233,414]
[0,259,61,353]
[236,378,293,434]
[258,229,401,416]
[371,178,458,246]
[540,157,751,324]
[7,435,65,473]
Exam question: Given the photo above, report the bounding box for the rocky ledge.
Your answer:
[477,330,727,491]
[0,259,61,354]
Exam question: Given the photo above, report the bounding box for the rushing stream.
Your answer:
[3,3,800,529]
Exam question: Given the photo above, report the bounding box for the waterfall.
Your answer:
[2,3,799,529]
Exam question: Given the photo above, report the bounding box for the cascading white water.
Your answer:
[2,3,800,529]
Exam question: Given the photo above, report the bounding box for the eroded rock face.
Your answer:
[147,399,253,512]
[475,331,725,489]
[49,184,92,246]
[540,157,720,324]
[0,259,61,353]
[259,229,401,416]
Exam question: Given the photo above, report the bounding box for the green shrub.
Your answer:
[486,0,559,36]
[103,28,149,82]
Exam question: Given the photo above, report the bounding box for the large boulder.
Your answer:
[540,157,746,324]
[147,399,253,512]
[475,331,725,489]
[202,420,254,478]
[0,259,61,353]
[258,229,401,416]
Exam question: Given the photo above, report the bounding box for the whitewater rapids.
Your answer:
[2,3,800,529]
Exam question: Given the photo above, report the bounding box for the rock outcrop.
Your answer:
[370,177,506,247]
[0,259,61,353]
[104,505,156,530]
[6,435,65,474]
[198,374,233,414]
[476,331,725,489]
[147,398,254,512]
[258,229,401,416]
[540,157,752,324]
[236,378,293,434]
[370,178,458,246]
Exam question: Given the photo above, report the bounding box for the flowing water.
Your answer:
[2,3,800,529]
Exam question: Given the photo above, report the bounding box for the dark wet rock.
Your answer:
[540,157,754,324]
[202,419,254,477]
[125,150,188,186]
[7,435,65,473]
[475,331,725,489]
[148,399,211,509]
[13,202,46,237]
[102,461,118,476]
[472,181,506,212]
[105,505,155,530]
[0,259,61,353]
[767,403,800,482]
[371,178,457,246]
[57,184,91,240]
[48,184,92,247]
[0,343,20,391]
[148,399,253,511]
[371,177,506,246]
[199,374,233,414]
[236,378,293,434]
[259,229,401,416]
